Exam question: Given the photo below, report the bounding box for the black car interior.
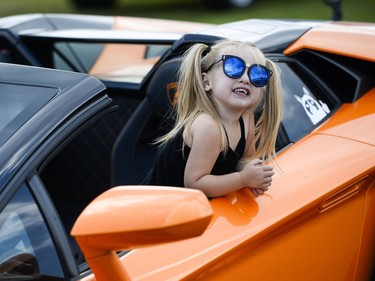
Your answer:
[111,57,181,186]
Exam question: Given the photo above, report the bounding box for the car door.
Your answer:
[0,94,118,280]
[0,62,119,280]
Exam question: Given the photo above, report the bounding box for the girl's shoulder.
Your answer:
[185,113,221,146]
[192,113,220,132]
[194,112,216,124]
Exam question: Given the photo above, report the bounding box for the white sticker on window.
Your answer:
[294,87,330,125]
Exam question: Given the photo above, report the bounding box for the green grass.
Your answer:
[1,0,374,24]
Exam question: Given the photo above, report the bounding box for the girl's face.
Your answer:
[203,47,263,116]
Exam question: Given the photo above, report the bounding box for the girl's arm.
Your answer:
[237,108,275,197]
[184,114,244,197]
[184,113,273,198]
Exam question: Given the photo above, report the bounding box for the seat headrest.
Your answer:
[146,57,181,117]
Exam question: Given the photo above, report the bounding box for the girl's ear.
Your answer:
[202,73,211,92]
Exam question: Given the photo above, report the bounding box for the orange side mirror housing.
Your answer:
[71,186,213,281]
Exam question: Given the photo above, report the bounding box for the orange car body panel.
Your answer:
[80,21,375,280]
[113,90,375,281]
[284,22,375,62]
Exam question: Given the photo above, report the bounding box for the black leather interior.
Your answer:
[111,57,181,186]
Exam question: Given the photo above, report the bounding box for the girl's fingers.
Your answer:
[250,159,263,166]
[251,188,266,197]
[251,188,259,197]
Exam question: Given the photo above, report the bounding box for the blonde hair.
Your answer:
[158,39,282,162]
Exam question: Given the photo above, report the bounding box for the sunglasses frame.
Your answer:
[205,55,273,87]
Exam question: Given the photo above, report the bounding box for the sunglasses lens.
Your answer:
[249,65,270,87]
[224,57,245,78]
[222,56,271,87]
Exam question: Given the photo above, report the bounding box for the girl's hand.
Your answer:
[239,159,274,195]
[250,187,268,197]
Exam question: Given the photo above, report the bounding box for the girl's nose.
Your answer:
[239,69,250,84]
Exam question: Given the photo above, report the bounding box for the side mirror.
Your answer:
[71,186,213,281]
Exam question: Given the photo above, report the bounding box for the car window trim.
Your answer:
[25,97,115,278]
[20,30,182,45]
[28,173,80,278]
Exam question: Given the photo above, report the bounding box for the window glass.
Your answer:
[0,184,64,279]
[0,48,12,63]
[0,36,29,65]
[0,84,56,146]
[54,42,104,72]
[278,63,333,142]
[53,42,170,84]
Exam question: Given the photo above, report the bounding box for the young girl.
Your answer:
[144,39,282,198]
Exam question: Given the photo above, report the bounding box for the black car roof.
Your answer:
[0,62,101,90]
[0,63,106,189]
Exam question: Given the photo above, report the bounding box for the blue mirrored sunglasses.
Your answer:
[205,55,273,87]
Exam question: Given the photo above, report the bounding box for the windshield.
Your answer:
[52,42,171,84]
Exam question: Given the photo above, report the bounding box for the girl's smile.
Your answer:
[233,87,250,96]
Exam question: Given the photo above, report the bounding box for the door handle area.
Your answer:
[319,177,369,212]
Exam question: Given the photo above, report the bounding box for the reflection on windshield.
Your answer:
[0,212,35,263]
[0,84,56,146]
[0,184,64,279]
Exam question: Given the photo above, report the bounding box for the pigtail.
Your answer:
[157,43,225,149]
[254,59,282,161]
[177,44,207,122]
[179,43,228,152]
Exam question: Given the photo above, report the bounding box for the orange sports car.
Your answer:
[0,11,374,281]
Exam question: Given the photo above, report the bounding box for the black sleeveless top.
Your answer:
[143,117,246,187]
